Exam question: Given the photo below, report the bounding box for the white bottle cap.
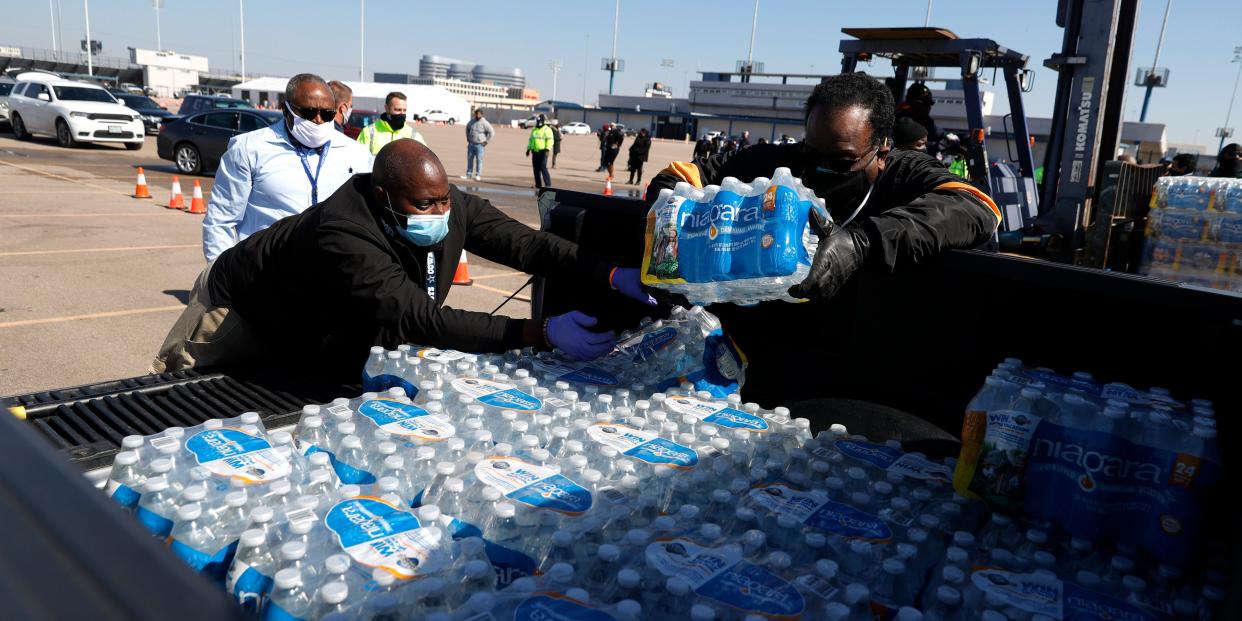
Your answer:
[176,503,202,521]
[320,581,348,604]
[435,462,456,476]
[274,568,301,589]
[325,554,350,574]
[598,544,620,562]
[281,541,307,560]
[418,505,442,522]
[240,529,266,548]
[494,503,516,519]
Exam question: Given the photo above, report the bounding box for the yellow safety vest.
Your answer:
[358,118,426,155]
[528,125,554,152]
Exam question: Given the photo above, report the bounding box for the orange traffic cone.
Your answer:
[166,176,185,210]
[603,176,614,197]
[132,167,152,198]
[186,180,206,214]
[453,250,474,286]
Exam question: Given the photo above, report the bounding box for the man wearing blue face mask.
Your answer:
[152,140,656,381]
[202,73,373,262]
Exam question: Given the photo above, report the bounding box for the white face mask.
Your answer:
[285,103,336,149]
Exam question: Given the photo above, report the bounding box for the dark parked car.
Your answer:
[111,92,177,134]
[176,94,252,117]
[344,108,380,140]
[157,109,282,174]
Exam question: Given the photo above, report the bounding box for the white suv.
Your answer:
[9,77,144,150]
[420,109,458,125]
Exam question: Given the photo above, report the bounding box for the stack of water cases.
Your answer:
[100,332,1228,619]
[641,168,827,306]
[1140,176,1242,293]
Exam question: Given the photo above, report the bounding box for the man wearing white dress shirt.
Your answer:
[201,73,373,262]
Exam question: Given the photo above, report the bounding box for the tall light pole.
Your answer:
[83,0,92,76]
[1139,0,1173,122]
[153,0,163,51]
[238,0,246,80]
[359,0,365,81]
[924,0,933,26]
[1220,46,1242,153]
[48,0,58,51]
[582,34,589,106]
[608,0,620,94]
[746,0,759,67]
[549,60,563,102]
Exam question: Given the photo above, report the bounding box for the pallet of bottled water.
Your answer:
[102,354,1228,620]
[641,168,827,306]
[1140,175,1242,293]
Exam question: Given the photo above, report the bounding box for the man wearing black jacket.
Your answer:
[645,72,1000,406]
[153,141,655,384]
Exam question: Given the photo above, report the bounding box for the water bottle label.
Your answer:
[748,483,892,542]
[414,347,469,362]
[970,568,1159,621]
[452,377,543,412]
[357,398,456,441]
[833,439,953,483]
[664,395,769,432]
[596,486,628,505]
[365,374,419,399]
[325,497,443,579]
[446,518,538,588]
[306,445,376,485]
[514,594,617,621]
[645,537,805,617]
[641,193,691,284]
[475,457,593,515]
[1022,369,1102,395]
[108,482,141,510]
[1099,383,1184,408]
[961,409,1043,510]
[614,326,679,361]
[171,538,238,583]
[136,505,174,538]
[186,427,292,484]
[262,601,307,621]
[227,560,274,613]
[793,574,840,602]
[530,360,619,386]
[587,423,698,469]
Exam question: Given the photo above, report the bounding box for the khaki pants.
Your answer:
[150,261,266,373]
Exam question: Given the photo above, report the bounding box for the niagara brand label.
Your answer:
[530,360,619,386]
[325,496,443,579]
[664,395,769,431]
[645,538,805,618]
[474,457,592,515]
[451,377,542,412]
[357,399,455,441]
[748,483,892,541]
[587,423,698,469]
[186,427,291,484]
[970,568,1158,621]
[834,439,953,483]
[514,595,618,621]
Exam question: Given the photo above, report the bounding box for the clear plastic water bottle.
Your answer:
[228,528,277,612]
[266,568,313,620]
[105,450,145,511]
[135,475,179,538]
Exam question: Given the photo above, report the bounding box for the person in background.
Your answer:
[526,114,555,189]
[756,137,769,146]
[739,130,751,149]
[328,80,352,133]
[626,128,652,185]
[202,73,373,262]
[596,124,611,172]
[711,134,725,155]
[694,135,713,160]
[358,91,425,155]
[463,109,494,181]
[895,82,940,157]
[1166,153,1198,176]
[1210,143,1242,178]
[892,116,928,152]
[603,124,625,179]
[551,121,563,168]
[152,140,656,378]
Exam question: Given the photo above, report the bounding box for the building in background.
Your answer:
[375,55,536,111]
[231,76,471,123]
[129,48,208,98]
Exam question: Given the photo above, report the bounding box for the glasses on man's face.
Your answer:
[806,144,879,174]
[289,103,336,123]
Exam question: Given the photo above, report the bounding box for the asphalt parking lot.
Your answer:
[0,121,694,395]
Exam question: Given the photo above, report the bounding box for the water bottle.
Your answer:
[310,582,350,619]
[229,528,277,612]
[105,450,145,511]
[265,568,313,621]
[363,346,387,392]
[135,475,179,538]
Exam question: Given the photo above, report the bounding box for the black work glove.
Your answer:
[788,213,871,301]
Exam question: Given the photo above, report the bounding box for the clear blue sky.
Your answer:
[3,0,1240,149]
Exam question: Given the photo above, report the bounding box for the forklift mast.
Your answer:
[839,27,1039,232]
[1040,0,1139,256]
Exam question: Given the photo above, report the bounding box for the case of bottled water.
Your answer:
[641,168,827,306]
[1140,176,1242,293]
[102,344,1229,620]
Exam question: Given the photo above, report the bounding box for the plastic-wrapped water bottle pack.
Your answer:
[641,168,827,306]
[102,349,1228,620]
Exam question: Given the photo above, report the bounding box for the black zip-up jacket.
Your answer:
[208,174,612,383]
[645,144,1001,406]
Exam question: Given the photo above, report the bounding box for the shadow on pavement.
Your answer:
[163,289,191,305]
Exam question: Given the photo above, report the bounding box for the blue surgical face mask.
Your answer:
[382,190,450,246]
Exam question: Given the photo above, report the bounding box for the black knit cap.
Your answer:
[893,117,928,146]
[906,82,933,102]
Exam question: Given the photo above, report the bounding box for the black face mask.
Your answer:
[1218,157,1241,177]
[803,148,879,225]
[385,113,406,131]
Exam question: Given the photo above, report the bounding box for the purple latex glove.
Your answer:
[546,311,616,360]
[610,267,657,306]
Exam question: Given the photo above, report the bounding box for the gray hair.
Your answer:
[285,73,328,102]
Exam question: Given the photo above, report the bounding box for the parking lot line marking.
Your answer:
[0,305,185,329]
[0,189,111,194]
[0,159,131,196]
[0,244,197,257]
[0,213,172,218]
[471,282,531,303]
[469,271,523,281]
